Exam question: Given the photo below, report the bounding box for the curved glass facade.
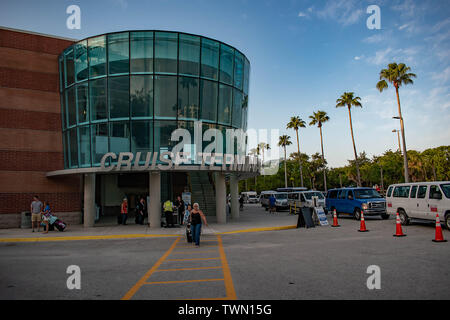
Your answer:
[59,31,250,169]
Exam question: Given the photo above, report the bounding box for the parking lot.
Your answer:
[0,204,449,300]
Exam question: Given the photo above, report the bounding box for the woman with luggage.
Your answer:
[189,203,208,247]
[41,201,52,234]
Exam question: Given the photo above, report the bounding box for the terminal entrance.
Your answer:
[91,171,218,225]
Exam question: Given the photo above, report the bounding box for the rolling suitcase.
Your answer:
[186,223,193,243]
[54,219,66,232]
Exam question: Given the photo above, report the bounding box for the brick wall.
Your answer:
[0,28,78,228]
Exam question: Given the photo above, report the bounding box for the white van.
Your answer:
[241,191,258,204]
[385,181,450,229]
[288,191,326,210]
[260,191,289,211]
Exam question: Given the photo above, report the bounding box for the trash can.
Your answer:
[21,211,32,229]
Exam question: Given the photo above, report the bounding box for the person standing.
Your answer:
[41,201,52,234]
[120,198,128,225]
[189,203,208,247]
[30,195,43,232]
[269,194,276,213]
[163,199,174,228]
[135,197,146,225]
[175,195,185,225]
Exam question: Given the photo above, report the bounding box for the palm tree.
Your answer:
[376,62,416,183]
[278,135,292,188]
[287,116,306,187]
[249,147,260,191]
[336,92,363,186]
[309,110,329,191]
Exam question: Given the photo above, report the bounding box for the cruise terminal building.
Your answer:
[0,27,257,228]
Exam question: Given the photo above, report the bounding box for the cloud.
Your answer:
[431,66,450,83]
[354,55,364,60]
[366,47,418,66]
[398,24,409,30]
[298,11,307,17]
[362,33,385,44]
[316,0,364,26]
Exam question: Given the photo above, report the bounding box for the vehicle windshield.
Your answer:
[248,195,256,198]
[275,193,288,199]
[354,189,383,199]
[303,192,324,200]
[441,184,450,198]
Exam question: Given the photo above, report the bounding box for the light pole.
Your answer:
[393,116,409,182]
[392,129,401,154]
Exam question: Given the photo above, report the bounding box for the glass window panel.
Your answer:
[218,84,232,125]
[110,121,130,154]
[91,123,108,165]
[75,41,88,82]
[88,36,106,78]
[131,121,153,154]
[78,125,91,167]
[200,79,218,122]
[154,75,177,119]
[179,34,200,76]
[154,120,177,154]
[109,76,130,119]
[234,51,244,90]
[68,127,78,168]
[154,32,177,74]
[90,78,107,121]
[131,75,153,118]
[64,47,75,87]
[60,95,66,130]
[200,39,219,80]
[177,121,195,157]
[108,32,129,75]
[243,58,250,95]
[130,31,153,73]
[77,83,89,123]
[178,76,199,120]
[232,89,243,128]
[202,123,226,155]
[63,131,70,168]
[219,44,234,85]
[66,86,77,126]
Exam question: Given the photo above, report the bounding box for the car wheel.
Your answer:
[398,209,410,226]
[445,213,450,230]
[354,208,361,220]
[381,213,390,220]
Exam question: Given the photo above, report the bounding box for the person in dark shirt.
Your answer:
[175,195,185,225]
[189,203,208,246]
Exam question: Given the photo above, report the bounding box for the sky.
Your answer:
[1,0,449,168]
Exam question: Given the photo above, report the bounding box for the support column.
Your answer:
[215,172,226,224]
[230,174,239,220]
[83,173,96,227]
[149,172,161,228]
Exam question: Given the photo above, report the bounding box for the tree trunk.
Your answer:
[347,105,361,186]
[295,129,304,187]
[319,126,327,191]
[395,86,409,183]
[284,146,288,188]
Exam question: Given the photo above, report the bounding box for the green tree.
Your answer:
[287,116,306,187]
[278,135,292,188]
[376,62,416,183]
[309,110,329,191]
[336,92,363,187]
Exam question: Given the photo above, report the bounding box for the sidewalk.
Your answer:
[0,205,298,242]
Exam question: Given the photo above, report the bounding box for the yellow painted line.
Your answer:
[217,235,237,300]
[217,225,297,235]
[0,234,180,243]
[165,257,220,262]
[121,237,181,300]
[156,266,222,272]
[171,250,218,254]
[144,278,224,285]
[176,245,218,248]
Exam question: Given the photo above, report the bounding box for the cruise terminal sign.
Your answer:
[100,121,260,173]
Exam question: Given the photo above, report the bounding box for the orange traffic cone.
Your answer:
[432,214,447,242]
[331,209,340,227]
[358,210,369,232]
[393,211,406,237]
